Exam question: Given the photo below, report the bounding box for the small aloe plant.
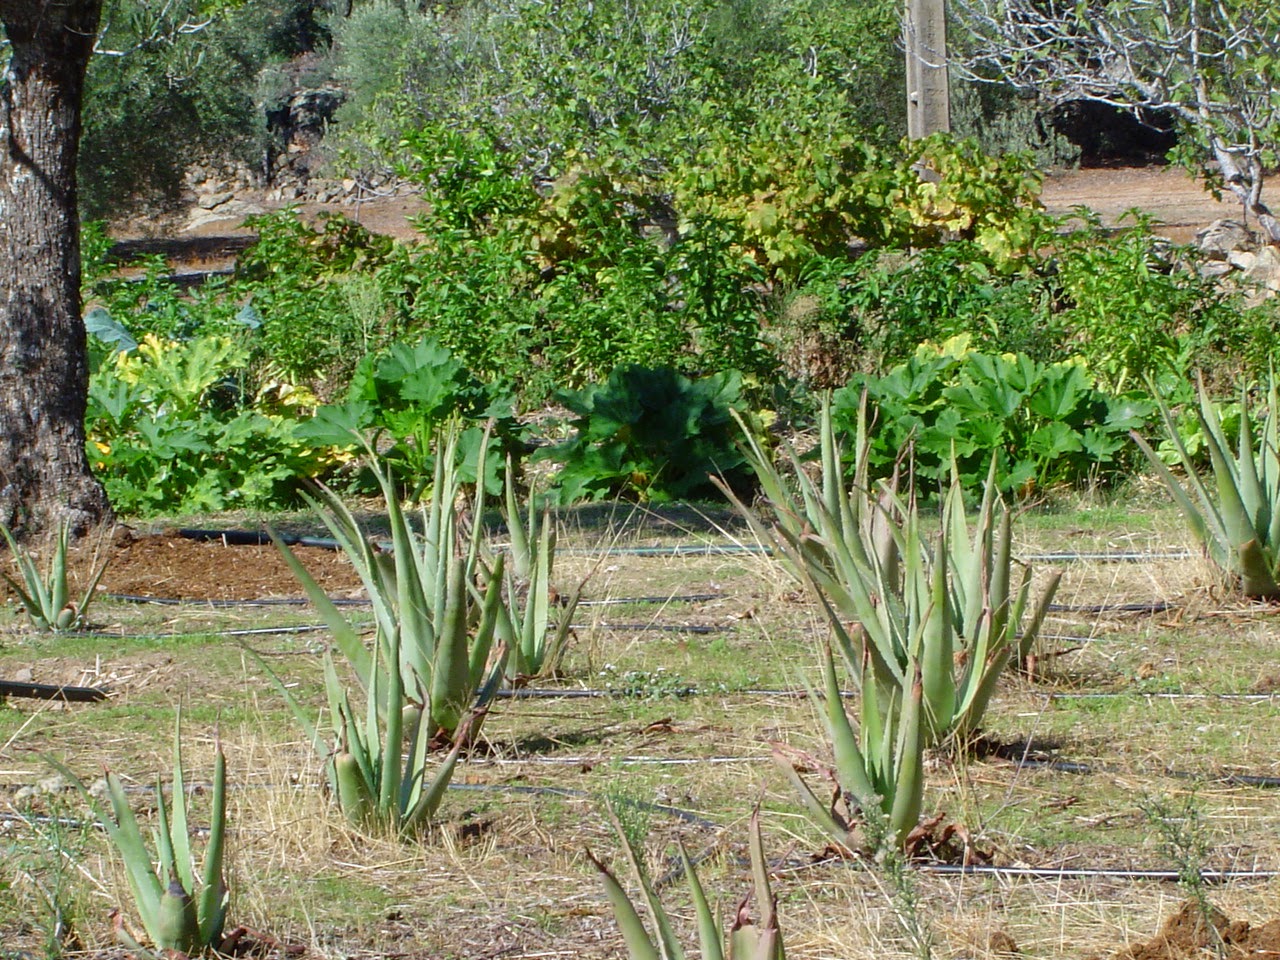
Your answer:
[1,520,111,631]
[55,717,228,955]
[264,629,497,836]
[587,805,784,960]
[498,456,584,681]
[1132,378,1280,599]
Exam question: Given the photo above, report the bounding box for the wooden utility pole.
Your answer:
[905,0,950,138]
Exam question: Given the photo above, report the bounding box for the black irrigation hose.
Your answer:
[172,529,1203,568]
[1006,753,1280,789]
[1024,551,1193,564]
[176,528,341,549]
[1050,691,1280,702]
[105,592,371,608]
[1046,600,1175,614]
[578,594,725,607]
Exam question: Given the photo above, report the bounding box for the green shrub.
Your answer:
[537,366,753,503]
[1053,217,1241,392]
[233,211,415,389]
[85,333,334,516]
[837,336,1152,495]
[299,336,517,496]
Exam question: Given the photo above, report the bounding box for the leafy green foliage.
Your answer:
[85,333,335,516]
[537,366,752,504]
[300,336,515,495]
[1053,216,1241,392]
[234,211,415,388]
[672,133,1049,280]
[837,337,1153,495]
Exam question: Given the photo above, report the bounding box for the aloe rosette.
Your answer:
[588,806,783,960]
[1133,378,1280,599]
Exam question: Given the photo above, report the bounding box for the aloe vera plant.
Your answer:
[265,631,496,835]
[724,403,1058,746]
[587,805,783,960]
[1132,379,1280,599]
[498,456,584,681]
[55,718,228,955]
[1,520,111,631]
[722,399,1058,849]
[273,422,507,744]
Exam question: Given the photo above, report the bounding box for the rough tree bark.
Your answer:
[0,0,113,539]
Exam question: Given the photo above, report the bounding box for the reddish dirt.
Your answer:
[1099,899,1280,960]
[3,528,365,605]
[97,529,365,602]
[1039,166,1242,243]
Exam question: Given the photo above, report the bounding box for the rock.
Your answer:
[1239,245,1280,292]
[342,178,356,194]
[1197,260,1233,278]
[35,773,69,795]
[12,666,34,683]
[197,190,235,210]
[1197,218,1254,258]
[1228,250,1258,271]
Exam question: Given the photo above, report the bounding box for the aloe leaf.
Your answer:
[681,841,724,960]
[1131,431,1222,562]
[918,540,954,744]
[606,803,686,960]
[48,524,69,621]
[887,667,924,849]
[268,525,370,679]
[105,770,166,946]
[1238,539,1280,599]
[586,847,663,960]
[771,751,849,845]
[198,741,229,947]
[819,644,877,807]
[167,718,195,895]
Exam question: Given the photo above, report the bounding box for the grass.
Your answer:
[3,497,1280,957]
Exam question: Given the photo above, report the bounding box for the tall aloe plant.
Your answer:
[1132,378,1280,599]
[273,422,507,744]
[722,397,1058,849]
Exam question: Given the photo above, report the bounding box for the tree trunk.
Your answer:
[0,0,113,539]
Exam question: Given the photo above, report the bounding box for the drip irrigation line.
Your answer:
[1049,691,1280,703]
[578,594,725,607]
[1046,600,1175,614]
[176,528,341,549]
[575,621,731,635]
[1024,550,1193,564]
[105,592,371,608]
[468,755,766,766]
[1007,754,1280,789]
[171,528,1198,568]
[447,782,722,829]
[563,544,772,557]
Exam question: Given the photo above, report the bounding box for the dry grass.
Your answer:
[2,499,1280,957]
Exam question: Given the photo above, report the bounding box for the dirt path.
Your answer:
[1039,165,1241,243]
